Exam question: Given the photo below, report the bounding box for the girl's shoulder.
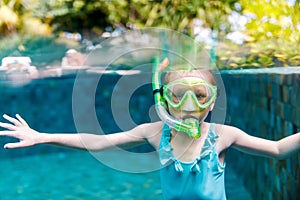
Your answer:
[213,123,243,135]
[212,123,244,149]
[137,121,163,132]
[137,121,163,149]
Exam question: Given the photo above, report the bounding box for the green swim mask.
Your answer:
[163,77,217,110]
[152,58,218,139]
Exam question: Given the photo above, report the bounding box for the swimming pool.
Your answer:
[0,150,252,200]
[0,151,163,200]
[0,72,252,200]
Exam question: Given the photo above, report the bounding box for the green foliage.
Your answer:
[0,0,299,69]
[217,39,300,69]
[0,0,52,35]
[218,0,300,69]
[0,0,22,34]
[241,0,300,42]
[100,0,237,34]
[33,0,108,33]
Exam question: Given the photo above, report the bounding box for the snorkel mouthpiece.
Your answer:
[183,118,201,138]
[152,58,202,139]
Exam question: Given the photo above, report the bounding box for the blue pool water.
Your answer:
[0,151,162,200]
[0,71,253,200]
[0,150,252,200]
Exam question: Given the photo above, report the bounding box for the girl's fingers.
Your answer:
[15,114,28,127]
[160,58,169,71]
[4,142,24,149]
[3,114,22,126]
[0,122,17,131]
[0,130,16,137]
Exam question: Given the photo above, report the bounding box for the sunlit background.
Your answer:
[0,0,299,69]
[0,1,299,200]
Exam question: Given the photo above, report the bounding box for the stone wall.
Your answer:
[221,67,300,200]
[0,68,299,199]
[0,72,157,157]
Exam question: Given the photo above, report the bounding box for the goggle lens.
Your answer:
[163,78,217,109]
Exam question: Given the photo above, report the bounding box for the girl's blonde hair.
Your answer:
[163,63,216,85]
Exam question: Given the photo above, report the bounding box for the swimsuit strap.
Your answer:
[190,123,219,172]
[159,123,219,172]
[200,123,219,158]
[160,124,172,148]
[159,124,174,165]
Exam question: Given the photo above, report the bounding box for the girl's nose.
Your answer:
[181,96,198,111]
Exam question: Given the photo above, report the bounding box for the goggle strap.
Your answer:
[153,86,163,96]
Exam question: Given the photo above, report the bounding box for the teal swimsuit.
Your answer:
[159,123,226,200]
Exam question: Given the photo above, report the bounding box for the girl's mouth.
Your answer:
[182,115,199,121]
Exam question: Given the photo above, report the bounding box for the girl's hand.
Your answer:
[0,114,40,149]
[160,58,169,71]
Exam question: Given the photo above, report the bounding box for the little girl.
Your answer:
[0,58,299,200]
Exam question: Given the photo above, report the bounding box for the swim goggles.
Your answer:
[152,57,217,138]
[163,77,217,109]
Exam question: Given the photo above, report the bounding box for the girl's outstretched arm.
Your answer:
[275,133,300,159]
[0,114,152,151]
[227,125,300,160]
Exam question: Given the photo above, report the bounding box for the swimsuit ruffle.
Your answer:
[159,124,219,173]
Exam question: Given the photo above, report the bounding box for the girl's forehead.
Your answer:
[166,71,214,84]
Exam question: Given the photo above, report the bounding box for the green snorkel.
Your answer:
[152,58,201,138]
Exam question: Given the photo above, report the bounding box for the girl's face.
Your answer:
[164,71,216,122]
